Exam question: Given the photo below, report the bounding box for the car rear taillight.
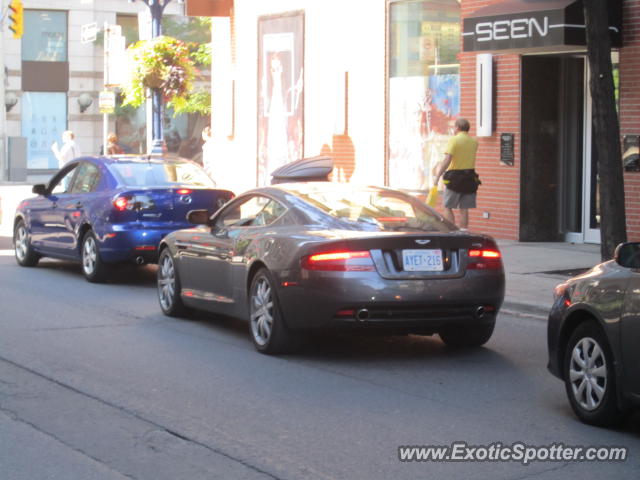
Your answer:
[113,196,129,211]
[301,251,375,272]
[467,249,502,270]
[176,188,192,195]
[112,194,155,212]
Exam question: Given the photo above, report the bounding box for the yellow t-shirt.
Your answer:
[444,132,478,170]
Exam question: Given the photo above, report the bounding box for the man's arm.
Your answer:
[51,142,63,163]
[433,153,452,186]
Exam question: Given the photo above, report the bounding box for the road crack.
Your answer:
[0,353,283,480]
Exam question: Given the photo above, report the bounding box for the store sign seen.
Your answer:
[462,0,622,52]
[474,17,549,43]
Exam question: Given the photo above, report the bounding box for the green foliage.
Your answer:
[119,19,212,117]
[192,42,212,67]
[163,16,211,44]
[121,35,197,111]
[171,90,211,115]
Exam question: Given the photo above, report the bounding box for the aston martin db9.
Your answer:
[157,182,505,354]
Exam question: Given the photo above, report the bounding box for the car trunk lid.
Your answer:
[303,233,501,279]
[111,187,234,224]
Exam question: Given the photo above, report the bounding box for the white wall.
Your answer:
[227,0,387,193]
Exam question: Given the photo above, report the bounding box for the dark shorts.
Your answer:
[443,188,476,209]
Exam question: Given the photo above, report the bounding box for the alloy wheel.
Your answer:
[158,253,176,311]
[569,336,608,411]
[82,236,98,275]
[250,277,274,346]
[15,225,28,262]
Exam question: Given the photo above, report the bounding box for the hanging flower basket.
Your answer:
[143,69,165,89]
[121,36,197,108]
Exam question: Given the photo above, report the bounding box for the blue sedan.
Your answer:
[13,155,233,282]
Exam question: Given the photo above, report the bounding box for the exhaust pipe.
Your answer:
[475,306,485,319]
[356,308,370,322]
[135,256,145,265]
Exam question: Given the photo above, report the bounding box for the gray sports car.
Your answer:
[156,182,505,354]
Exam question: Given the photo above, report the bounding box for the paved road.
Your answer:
[0,251,639,480]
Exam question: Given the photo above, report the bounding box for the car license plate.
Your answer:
[402,249,443,272]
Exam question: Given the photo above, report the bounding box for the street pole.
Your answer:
[132,0,176,154]
[103,22,109,155]
[0,0,8,180]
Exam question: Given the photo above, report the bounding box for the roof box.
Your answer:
[270,156,334,184]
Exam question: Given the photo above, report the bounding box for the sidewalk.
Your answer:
[497,240,601,318]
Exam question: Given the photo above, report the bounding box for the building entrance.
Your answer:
[520,55,600,243]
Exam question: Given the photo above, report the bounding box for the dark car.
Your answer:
[547,241,640,426]
[156,182,505,354]
[13,155,233,282]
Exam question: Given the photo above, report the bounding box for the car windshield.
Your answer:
[293,186,454,232]
[111,161,215,187]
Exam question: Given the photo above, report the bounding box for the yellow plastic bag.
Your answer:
[426,185,439,207]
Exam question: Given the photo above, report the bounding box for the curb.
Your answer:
[500,301,548,320]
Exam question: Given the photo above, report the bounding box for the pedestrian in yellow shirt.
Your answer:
[433,118,479,229]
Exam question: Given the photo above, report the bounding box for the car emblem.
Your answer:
[415,239,431,245]
[179,195,192,204]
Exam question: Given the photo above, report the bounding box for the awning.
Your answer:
[185,0,233,17]
[462,0,622,52]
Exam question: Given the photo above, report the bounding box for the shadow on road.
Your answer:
[33,259,158,285]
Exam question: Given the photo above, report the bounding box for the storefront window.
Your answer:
[114,101,207,161]
[388,0,460,191]
[22,10,67,62]
[21,92,67,169]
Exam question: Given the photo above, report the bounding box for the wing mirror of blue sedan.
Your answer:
[187,209,211,226]
[32,184,47,196]
[615,242,640,269]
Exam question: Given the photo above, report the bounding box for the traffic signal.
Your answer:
[8,0,24,39]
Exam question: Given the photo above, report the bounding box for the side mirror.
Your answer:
[32,184,47,196]
[186,209,210,226]
[614,242,640,269]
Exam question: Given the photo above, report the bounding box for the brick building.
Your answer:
[458,0,639,243]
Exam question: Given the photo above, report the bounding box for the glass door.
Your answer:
[562,57,600,244]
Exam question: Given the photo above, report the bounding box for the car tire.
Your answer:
[157,248,192,317]
[249,268,295,355]
[81,230,109,283]
[563,321,624,426]
[439,320,495,348]
[14,220,40,267]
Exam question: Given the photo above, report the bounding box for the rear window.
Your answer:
[294,187,453,232]
[111,161,215,187]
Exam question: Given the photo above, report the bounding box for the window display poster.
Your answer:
[23,10,68,62]
[388,74,459,191]
[21,92,67,169]
[257,12,304,186]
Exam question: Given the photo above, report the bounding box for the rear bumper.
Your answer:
[97,223,187,263]
[276,269,504,332]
